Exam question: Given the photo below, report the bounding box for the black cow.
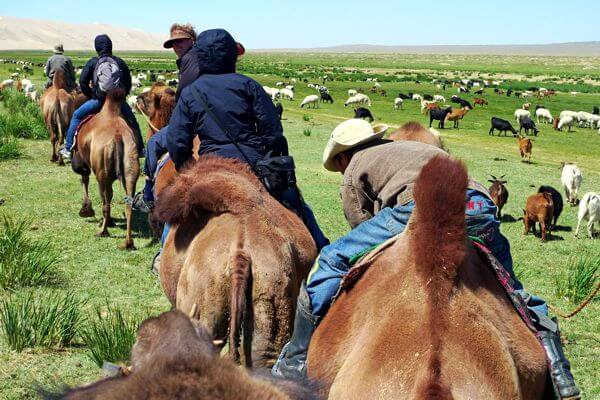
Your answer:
[429,107,453,129]
[519,116,539,136]
[538,185,563,228]
[489,117,517,136]
[354,107,374,122]
[321,92,334,104]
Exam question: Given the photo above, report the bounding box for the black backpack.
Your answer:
[92,56,122,93]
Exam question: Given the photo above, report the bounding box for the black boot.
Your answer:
[271,283,318,379]
[539,329,580,399]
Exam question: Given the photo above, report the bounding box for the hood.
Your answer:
[194,29,237,75]
[94,34,113,56]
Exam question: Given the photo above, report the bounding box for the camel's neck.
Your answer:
[102,99,122,116]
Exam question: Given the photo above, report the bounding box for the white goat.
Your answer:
[348,89,357,97]
[354,93,371,106]
[535,108,553,124]
[433,95,445,103]
[561,163,583,206]
[280,88,294,100]
[557,116,574,132]
[514,109,531,123]
[300,94,319,108]
[575,192,600,238]
[412,94,422,101]
[394,97,403,110]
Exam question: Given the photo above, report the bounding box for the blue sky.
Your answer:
[1,0,598,48]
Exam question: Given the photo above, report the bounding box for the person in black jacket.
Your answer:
[59,34,144,159]
[156,29,328,266]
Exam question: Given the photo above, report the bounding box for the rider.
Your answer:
[132,23,202,213]
[165,28,329,251]
[272,119,580,400]
[44,43,77,91]
[59,34,144,159]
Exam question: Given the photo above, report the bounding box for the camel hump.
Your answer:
[106,87,126,104]
[52,69,66,90]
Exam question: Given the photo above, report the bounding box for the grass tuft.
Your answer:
[0,292,84,351]
[0,133,22,160]
[80,305,146,367]
[555,255,600,304]
[303,127,312,137]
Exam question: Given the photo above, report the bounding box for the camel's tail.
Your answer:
[51,97,63,143]
[112,134,126,189]
[411,155,468,400]
[228,246,253,367]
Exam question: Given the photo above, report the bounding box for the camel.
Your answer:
[136,82,175,139]
[71,88,140,249]
[388,121,444,149]
[40,70,74,165]
[155,156,317,368]
[307,155,549,399]
[45,310,319,399]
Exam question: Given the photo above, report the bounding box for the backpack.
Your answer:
[92,56,122,93]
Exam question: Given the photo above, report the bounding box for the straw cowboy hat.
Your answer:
[323,119,389,172]
[163,24,197,48]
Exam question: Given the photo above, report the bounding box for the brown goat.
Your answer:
[155,156,316,368]
[40,70,74,165]
[517,135,532,163]
[49,310,319,399]
[444,106,470,129]
[488,175,509,218]
[307,155,548,399]
[388,121,444,149]
[71,89,139,249]
[523,192,554,241]
[474,97,488,106]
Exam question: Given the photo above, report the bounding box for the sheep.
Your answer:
[523,192,554,242]
[285,85,294,91]
[412,94,422,101]
[514,109,531,123]
[307,83,316,89]
[374,82,381,88]
[488,175,509,218]
[557,116,574,132]
[574,192,600,238]
[20,78,33,92]
[352,93,371,106]
[536,108,553,124]
[10,72,19,78]
[137,72,147,80]
[393,97,403,110]
[348,89,358,97]
[561,163,583,206]
[274,102,283,119]
[280,88,294,101]
[264,87,280,101]
[522,103,531,110]
[458,86,469,93]
[26,90,39,103]
[489,117,517,136]
[275,81,284,87]
[290,78,297,84]
[560,110,578,119]
[344,95,362,107]
[433,95,445,103]
[132,77,142,88]
[127,95,138,111]
[157,75,166,82]
[519,117,539,136]
[0,79,14,90]
[300,94,319,108]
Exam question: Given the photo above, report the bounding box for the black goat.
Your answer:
[593,106,599,115]
[354,107,374,122]
[458,99,472,109]
[422,94,433,101]
[489,117,517,136]
[398,93,411,100]
[519,116,539,136]
[538,185,563,228]
[429,107,453,129]
[450,95,461,104]
[320,92,334,104]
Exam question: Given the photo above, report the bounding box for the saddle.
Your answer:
[70,114,96,151]
[152,153,171,198]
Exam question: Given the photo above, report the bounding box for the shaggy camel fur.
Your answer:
[388,121,444,149]
[71,88,139,249]
[136,82,175,139]
[307,155,548,399]
[47,310,319,399]
[40,70,74,165]
[155,156,316,368]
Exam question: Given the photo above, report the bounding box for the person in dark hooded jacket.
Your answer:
[59,34,144,159]
[152,29,328,272]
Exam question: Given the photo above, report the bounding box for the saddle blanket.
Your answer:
[69,114,95,151]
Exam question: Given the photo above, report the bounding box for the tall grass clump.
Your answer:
[0,216,59,290]
[555,256,600,304]
[0,132,22,160]
[81,305,146,367]
[0,292,84,351]
[0,90,47,140]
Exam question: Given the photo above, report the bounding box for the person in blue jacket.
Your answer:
[163,28,328,253]
[59,34,144,159]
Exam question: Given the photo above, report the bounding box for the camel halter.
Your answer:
[136,102,161,133]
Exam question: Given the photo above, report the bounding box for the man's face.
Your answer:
[171,38,194,58]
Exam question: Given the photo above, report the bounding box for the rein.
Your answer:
[548,280,600,319]
[136,102,160,133]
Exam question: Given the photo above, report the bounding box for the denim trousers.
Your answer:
[306,189,548,319]
[142,127,169,202]
[65,98,144,152]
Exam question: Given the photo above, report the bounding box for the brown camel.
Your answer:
[307,155,548,399]
[47,310,320,399]
[388,121,444,149]
[71,88,140,249]
[40,70,74,165]
[155,156,317,368]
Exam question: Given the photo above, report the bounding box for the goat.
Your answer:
[488,175,509,218]
[519,116,539,136]
[445,107,470,129]
[517,135,532,163]
[575,192,600,238]
[561,163,583,206]
[523,192,554,242]
[538,185,563,228]
[354,107,374,122]
[429,107,452,129]
[489,117,517,136]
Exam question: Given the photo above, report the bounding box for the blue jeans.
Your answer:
[306,190,548,319]
[143,127,169,202]
[65,98,144,155]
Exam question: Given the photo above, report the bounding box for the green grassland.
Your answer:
[0,51,599,399]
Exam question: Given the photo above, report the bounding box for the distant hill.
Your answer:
[0,16,167,51]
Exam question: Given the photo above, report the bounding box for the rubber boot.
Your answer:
[539,327,581,399]
[271,283,318,379]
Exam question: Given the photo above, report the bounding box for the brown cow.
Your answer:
[307,156,548,399]
[517,135,533,163]
[155,156,317,368]
[40,70,74,165]
[71,88,139,249]
[523,192,554,242]
[48,310,320,399]
[388,121,444,149]
[445,106,470,129]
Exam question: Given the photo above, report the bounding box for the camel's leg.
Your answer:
[79,174,95,217]
[96,180,112,237]
[119,175,136,250]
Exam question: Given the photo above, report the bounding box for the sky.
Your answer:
[1,0,599,49]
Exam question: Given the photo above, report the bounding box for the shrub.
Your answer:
[0,216,59,290]
[303,128,312,137]
[0,292,84,351]
[302,114,311,122]
[0,133,22,160]
[0,111,47,140]
[555,256,599,304]
[81,305,146,367]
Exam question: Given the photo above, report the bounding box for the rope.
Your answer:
[548,280,600,319]
[136,102,160,133]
